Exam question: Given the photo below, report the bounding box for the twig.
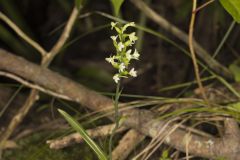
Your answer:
[193,0,215,13]
[0,71,72,101]
[0,12,47,57]
[148,120,191,160]
[130,0,233,79]
[42,6,80,66]
[135,117,185,160]
[1,49,240,159]
[47,124,127,149]
[0,89,38,157]
[189,0,208,103]
[0,5,81,155]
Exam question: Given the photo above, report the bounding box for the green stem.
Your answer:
[213,21,236,58]
[136,0,151,52]
[109,82,121,160]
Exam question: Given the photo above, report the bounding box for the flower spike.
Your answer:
[106,22,140,83]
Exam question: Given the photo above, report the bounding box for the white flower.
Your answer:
[128,32,138,45]
[119,63,125,72]
[106,22,139,83]
[105,57,115,65]
[126,49,132,60]
[111,22,118,29]
[118,42,124,51]
[113,74,120,83]
[132,49,140,60]
[129,68,137,77]
[111,35,118,41]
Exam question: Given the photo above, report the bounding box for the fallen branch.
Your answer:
[47,124,127,149]
[112,130,145,160]
[0,5,81,154]
[1,49,240,159]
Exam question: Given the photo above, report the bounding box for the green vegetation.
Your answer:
[1,0,240,159]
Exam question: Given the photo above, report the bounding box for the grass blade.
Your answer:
[58,109,108,160]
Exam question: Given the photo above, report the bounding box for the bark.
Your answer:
[1,49,240,159]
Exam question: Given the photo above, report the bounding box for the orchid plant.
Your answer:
[106,22,140,84]
[106,21,139,159]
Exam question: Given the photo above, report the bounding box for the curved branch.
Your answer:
[130,0,233,79]
[0,71,72,101]
[0,12,47,57]
[0,49,240,159]
[43,6,80,65]
[0,5,81,154]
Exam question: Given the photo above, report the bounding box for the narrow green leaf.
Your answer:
[217,75,240,98]
[110,0,125,16]
[58,109,108,160]
[219,0,240,23]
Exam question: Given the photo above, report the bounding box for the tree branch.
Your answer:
[130,0,233,79]
[0,5,81,154]
[42,6,80,66]
[112,130,145,160]
[47,124,127,149]
[0,71,72,101]
[0,12,47,57]
[0,49,240,159]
